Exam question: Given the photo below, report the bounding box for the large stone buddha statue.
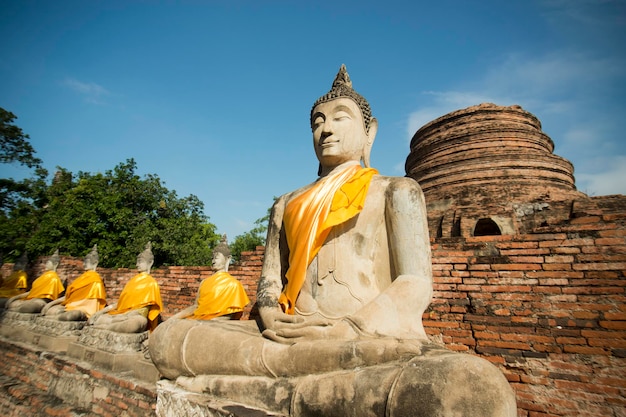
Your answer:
[150,65,517,417]
[41,245,106,321]
[0,252,28,308]
[6,249,64,313]
[169,235,249,321]
[88,242,162,332]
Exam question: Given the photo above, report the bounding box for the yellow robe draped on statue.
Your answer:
[0,270,28,298]
[62,270,106,318]
[278,164,378,314]
[26,270,65,301]
[108,272,163,331]
[188,271,250,320]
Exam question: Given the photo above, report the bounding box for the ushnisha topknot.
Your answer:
[84,244,99,265]
[311,64,373,132]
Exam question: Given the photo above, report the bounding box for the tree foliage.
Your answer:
[0,108,42,169]
[24,159,220,267]
[230,200,273,262]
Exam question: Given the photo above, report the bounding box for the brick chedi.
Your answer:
[405,103,587,238]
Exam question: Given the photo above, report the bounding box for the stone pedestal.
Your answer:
[67,326,159,382]
[0,311,85,352]
[156,380,285,417]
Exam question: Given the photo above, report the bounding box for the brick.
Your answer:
[563,345,610,355]
[599,321,626,330]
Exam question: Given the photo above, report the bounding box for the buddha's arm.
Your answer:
[41,296,65,315]
[258,195,302,330]
[88,303,116,324]
[169,304,197,320]
[346,177,433,339]
[6,291,29,307]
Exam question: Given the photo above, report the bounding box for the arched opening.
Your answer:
[473,218,502,236]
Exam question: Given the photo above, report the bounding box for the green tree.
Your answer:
[25,159,219,267]
[230,200,273,262]
[0,108,46,260]
[0,108,42,169]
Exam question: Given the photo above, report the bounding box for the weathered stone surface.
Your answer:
[167,344,515,417]
[66,326,158,382]
[156,380,284,417]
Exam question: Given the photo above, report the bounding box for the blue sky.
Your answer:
[1,0,625,240]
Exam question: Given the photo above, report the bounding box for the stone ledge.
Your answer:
[156,380,285,417]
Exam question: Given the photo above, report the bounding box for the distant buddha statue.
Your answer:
[150,66,516,417]
[170,235,249,321]
[88,242,162,333]
[41,245,106,321]
[0,252,28,308]
[6,249,64,313]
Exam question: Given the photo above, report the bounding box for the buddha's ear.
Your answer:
[225,255,232,272]
[362,118,378,168]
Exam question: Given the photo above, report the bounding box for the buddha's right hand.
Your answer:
[259,306,304,333]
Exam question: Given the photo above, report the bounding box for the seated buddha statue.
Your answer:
[41,245,106,321]
[170,235,249,321]
[0,252,29,308]
[149,66,517,417]
[6,249,64,313]
[88,242,162,333]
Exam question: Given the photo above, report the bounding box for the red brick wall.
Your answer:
[0,339,156,416]
[427,211,626,417]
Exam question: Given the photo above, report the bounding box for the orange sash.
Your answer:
[108,272,163,330]
[278,164,377,314]
[63,270,106,314]
[0,270,27,298]
[189,271,250,320]
[26,270,65,301]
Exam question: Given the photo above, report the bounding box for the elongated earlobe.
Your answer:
[362,118,378,168]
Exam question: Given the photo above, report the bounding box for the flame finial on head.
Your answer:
[138,242,154,264]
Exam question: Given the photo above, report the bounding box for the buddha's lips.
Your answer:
[320,140,338,148]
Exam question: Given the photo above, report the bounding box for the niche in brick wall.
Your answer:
[473,218,502,236]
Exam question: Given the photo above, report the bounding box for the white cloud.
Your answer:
[63,78,110,104]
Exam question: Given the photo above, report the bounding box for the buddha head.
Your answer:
[212,235,231,273]
[84,245,99,271]
[310,65,378,173]
[45,249,60,272]
[137,242,154,273]
[13,252,28,271]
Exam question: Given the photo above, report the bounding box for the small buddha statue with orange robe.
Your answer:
[170,235,249,321]
[88,242,163,333]
[41,245,106,321]
[6,249,64,313]
[0,252,28,308]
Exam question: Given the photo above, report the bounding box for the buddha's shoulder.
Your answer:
[371,174,424,194]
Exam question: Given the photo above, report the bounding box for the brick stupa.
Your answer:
[405,103,588,238]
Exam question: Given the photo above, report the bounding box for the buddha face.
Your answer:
[84,257,97,271]
[45,259,55,271]
[312,98,369,170]
[136,255,152,273]
[212,251,228,271]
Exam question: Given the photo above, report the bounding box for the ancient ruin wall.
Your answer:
[3,205,625,417]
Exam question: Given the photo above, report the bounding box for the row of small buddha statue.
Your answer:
[0,235,249,334]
